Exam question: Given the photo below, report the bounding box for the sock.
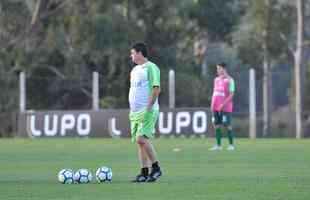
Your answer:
[141,167,149,177]
[215,128,222,146]
[152,161,160,170]
[227,129,234,145]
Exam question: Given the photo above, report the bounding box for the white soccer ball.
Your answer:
[74,169,92,184]
[95,166,113,182]
[58,169,74,184]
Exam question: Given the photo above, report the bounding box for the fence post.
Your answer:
[249,68,256,139]
[169,69,175,109]
[92,71,99,111]
[19,71,26,112]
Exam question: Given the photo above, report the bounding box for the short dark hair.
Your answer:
[132,42,148,58]
[217,62,226,68]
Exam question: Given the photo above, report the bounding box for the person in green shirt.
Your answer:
[128,42,162,182]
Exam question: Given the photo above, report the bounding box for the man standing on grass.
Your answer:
[128,42,162,182]
[209,62,236,151]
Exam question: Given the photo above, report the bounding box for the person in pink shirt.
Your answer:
[209,63,236,151]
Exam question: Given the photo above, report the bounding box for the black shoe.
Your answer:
[132,174,148,183]
[146,168,162,182]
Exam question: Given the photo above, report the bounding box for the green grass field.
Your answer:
[0,138,310,200]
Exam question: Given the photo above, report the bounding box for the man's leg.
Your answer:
[209,125,223,150]
[141,137,158,164]
[137,136,162,182]
[138,144,150,168]
[130,117,149,182]
[136,109,162,182]
[226,125,235,150]
[223,113,235,150]
[215,125,222,147]
[138,144,149,174]
[133,137,150,182]
[210,112,223,150]
[226,126,234,145]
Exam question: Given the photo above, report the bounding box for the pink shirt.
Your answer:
[211,75,235,113]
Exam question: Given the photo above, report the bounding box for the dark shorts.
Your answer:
[212,111,232,126]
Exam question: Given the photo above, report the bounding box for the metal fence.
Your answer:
[1,68,310,138]
[25,75,93,110]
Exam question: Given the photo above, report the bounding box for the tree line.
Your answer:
[0,0,309,134]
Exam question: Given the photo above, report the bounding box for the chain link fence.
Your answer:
[0,73,19,137]
[1,68,310,138]
[25,75,93,110]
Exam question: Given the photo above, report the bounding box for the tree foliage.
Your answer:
[0,0,309,113]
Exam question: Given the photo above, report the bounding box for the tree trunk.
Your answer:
[200,34,208,78]
[262,0,271,137]
[31,0,42,27]
[294,0,304,139]
[30,0,50,28]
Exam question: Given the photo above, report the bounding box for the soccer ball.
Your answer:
[74,169,92,184]
[95,166,113,182]
[58,169,74,184]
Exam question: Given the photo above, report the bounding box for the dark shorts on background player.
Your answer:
[212,111,232,126]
